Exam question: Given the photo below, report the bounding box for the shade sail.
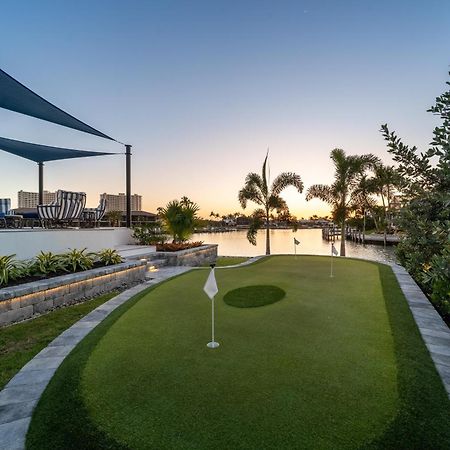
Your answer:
[0,136,115,163]
[0,69,114,141]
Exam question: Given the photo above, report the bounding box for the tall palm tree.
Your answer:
[306,148,379,256]
[367,163,403,246]
[238,153,303,255]
[352,174,377,244]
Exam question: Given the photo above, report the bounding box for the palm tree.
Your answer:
[306,148,379,256]
[367,163,403,246]
[352,174,377,244]
[157,197,200,243]
[238,153,303,255]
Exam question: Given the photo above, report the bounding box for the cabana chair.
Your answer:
[37,190,86,227]
[82,198,107,227]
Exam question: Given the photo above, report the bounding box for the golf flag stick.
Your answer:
[204,264,219,348]
[330,242,338,277]
[294,237,300,259]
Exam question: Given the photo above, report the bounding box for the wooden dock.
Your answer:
[322,224,401,245]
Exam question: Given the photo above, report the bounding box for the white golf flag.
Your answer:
[332,243,339,256]
[203,268,218,300]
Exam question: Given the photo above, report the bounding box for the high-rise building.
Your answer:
[100,193,142,212]
[17,190,56,208]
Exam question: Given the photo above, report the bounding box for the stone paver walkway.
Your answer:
[0,266,191,450]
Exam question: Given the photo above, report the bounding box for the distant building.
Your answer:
[18,190,56,208]
[100,192,142,212]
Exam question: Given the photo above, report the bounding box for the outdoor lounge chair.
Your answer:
[82,198,107,226]
[37,190,86,227]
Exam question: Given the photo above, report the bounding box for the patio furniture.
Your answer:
[0,198,23,228]
[82,199,107,227]
[37,190,86,227]
[12,208,40,228]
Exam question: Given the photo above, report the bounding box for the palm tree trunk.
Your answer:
[340,220,346,256]
[362,209,366,245]
[265,208,270,255]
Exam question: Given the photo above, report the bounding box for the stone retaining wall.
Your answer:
[156,244,218,267]
[0,260,147,326]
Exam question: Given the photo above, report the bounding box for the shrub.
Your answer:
[132,224,168,245]
[157,197,200,243]
[0,255,22,286]
[63,248,95,272]
[96,249,123,266]
[33,251,66,276]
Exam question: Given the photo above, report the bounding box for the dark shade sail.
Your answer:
[0,136,115,163]
[0,69,114,141]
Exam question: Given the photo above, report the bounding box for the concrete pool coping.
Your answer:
[0,256,448,450]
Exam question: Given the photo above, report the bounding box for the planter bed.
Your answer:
[0,260,147,326]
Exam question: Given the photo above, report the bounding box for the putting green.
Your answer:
[83,256,396,449]
[223,284,285,307]
[27,256,450,449]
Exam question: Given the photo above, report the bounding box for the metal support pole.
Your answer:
[125,144,132,228]
[38,162,44,205]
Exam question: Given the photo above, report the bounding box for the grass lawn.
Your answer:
[202,256,248,267]
[27,257,450,449]
[0,292,117,390]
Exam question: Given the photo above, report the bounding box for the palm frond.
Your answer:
[270,172,304,197]
[268,194,287,211]
[246,209,265,246]
[238,184,264,208]
[261,152,269,198]
[305,184,335,204]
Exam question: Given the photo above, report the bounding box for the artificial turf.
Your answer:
[223,284,285,307]
[26,257,450,449]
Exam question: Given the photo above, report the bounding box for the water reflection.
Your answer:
[193,229,397,264]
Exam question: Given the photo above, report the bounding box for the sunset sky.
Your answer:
[1,0,449,218]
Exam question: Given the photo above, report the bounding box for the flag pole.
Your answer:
[207,296,219,348]
[205,264,219,349]
[294,239,297,259]
[330,243,334,278]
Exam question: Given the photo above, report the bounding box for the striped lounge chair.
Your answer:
[37,190,86,227]
[82,198,107,226]
[0,198,11,228]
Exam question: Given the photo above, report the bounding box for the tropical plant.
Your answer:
[351,174,377,242]
[381,72,450,322]
[366,163,403,245]
[0,255,22,286]
[63,248,95,272]
[306,148,379,256]
[238,153,303,255]
[132,223,168,245]
[157,197,200,243]
[96,249,123,266]
[33,251,66,275]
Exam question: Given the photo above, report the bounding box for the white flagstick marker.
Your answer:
[203,264,219,348]
[294,237,300,259]
[330,243,338,277]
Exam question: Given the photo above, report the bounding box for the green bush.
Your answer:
[96,249,123,266]
[33,251,66,276]
[62,248,95,273]
[0,255,22,286]
[132,223,168,245]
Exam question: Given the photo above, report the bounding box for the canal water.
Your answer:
[193,229,397,264]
